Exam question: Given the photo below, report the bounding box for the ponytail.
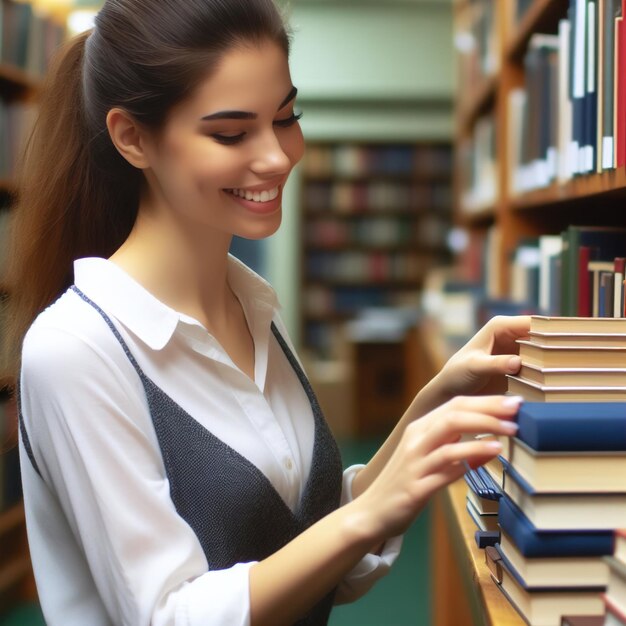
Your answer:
[1,31,139,379]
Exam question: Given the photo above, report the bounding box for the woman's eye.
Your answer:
[274,112,303,128]
[211,133,246,145]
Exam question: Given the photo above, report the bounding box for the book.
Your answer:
[615,529,626,563]
[605,594,626,625]
[517,339,626,367]
[498,494,615,558]
[530,316,626,333]
[465,465,502,503]
[466,497,499,532]
[519,363,626,387]
[604,556,626,615]
[560,616,604,626]
[528,331,626,347]
[498,531,609,587]
[515,401,626,451]
[495,547,604,626]
[504,465,626,530]
[467,487,499,515]
[506,375,626,401]
[509,437,626,493]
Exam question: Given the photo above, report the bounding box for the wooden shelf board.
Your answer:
[0,555,30,594]
[0,63,39,92]
[506,0,569,63]
[0,503,25,538]
[457,204,497,225]
[304,210,438,218]
[305,243,446,253]
[458,74,497,134]
[509,168,626,211]
[306,278,421,288]
[440,479,526,626]
[303,173,451,184]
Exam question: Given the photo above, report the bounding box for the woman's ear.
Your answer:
[106,108,152,170]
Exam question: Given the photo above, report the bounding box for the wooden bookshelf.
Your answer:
[300,141,453,358]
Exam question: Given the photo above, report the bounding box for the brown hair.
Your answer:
[1,0,290,379]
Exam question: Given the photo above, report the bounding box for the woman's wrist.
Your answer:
[339,498,385,553]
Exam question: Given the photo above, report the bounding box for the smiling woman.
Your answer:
[0,1,529,625]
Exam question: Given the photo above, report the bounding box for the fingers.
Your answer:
[468,352,522,376]
[417,439,504,485]
[412,395,521,452]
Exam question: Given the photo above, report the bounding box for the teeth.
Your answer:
[228,186,279,203]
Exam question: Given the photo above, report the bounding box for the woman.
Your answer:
[2,1,529,624]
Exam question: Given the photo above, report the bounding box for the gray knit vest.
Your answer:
[19,286,344,626]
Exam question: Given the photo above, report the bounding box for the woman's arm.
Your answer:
[249,394,521,626]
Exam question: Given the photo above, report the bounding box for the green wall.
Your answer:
[267,0,455,345]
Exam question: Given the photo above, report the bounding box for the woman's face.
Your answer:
[142,39,304,241]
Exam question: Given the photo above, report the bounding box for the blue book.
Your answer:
[464,466,502,500]
[498,494,614,558]
[516,401,626,451]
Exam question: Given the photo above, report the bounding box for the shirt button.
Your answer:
[283,458,293,471]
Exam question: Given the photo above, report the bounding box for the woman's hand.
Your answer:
[351,394,520,542]
[432,315,531,399]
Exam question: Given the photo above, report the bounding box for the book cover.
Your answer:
[517,339,626,367]
[506,375,626,401]
[530,315,626,332]
[519,362,626,386]
[497,532,609,588]
[498,492,615,558]
[496,546,604,626]
[509,437,626,492]
[504,464,626,530]
[515,401,626,451]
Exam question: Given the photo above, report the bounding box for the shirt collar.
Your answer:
[73,255,280,351]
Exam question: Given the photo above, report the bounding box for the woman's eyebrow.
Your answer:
[200,86,298,121]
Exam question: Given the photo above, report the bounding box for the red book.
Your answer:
[617,12,626,167]
[577,245,596,316]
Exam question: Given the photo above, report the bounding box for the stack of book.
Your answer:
[485,315,626,626]
[507,316,626,402]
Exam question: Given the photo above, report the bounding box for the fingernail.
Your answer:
[508,356,522,372]
[503,395,523,408]
[484,441,503,451]
[501,421,519,433]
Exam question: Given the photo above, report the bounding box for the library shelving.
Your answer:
[437,1,626,625]
[300,142,453,358]
[454,0,626,299]
[0,0,66,616]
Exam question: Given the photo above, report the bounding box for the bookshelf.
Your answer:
[0,0,66,616]
[454,0,626,303]
[446,1,626,624]
[300,142,453,358]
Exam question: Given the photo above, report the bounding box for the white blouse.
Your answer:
[18,256,402,626]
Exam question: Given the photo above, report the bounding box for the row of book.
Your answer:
[454,0,500,100]
[306,251,438,284]
[0,100,36,181]
[305,215,450,250]
[508,226,626,317]
[457,114,498,213]
[304,180,452,214]
[465,315,626,625]
[0,393,21,513]
[303,144,452,179]
[1,0,65,77]
[303,285,420,318]
[510,0,626,195]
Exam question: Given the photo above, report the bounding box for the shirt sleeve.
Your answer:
[334,464,404,604]
[20,323,256,626]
